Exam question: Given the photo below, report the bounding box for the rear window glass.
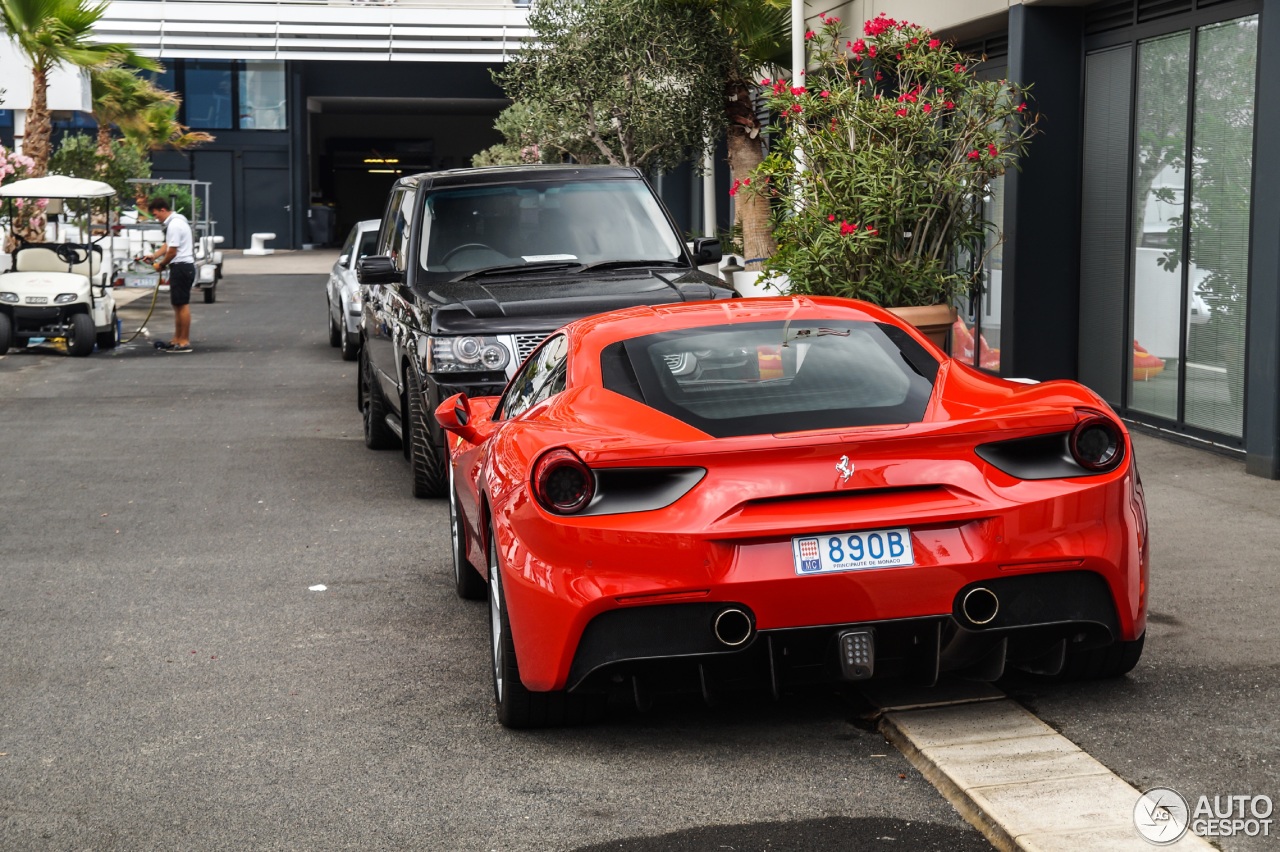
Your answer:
[601,320,937,438]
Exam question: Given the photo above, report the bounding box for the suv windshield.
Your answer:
[417,178,685,280]
[601,320,939,438]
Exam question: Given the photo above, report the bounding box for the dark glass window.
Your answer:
[185,60,235,130]
[601,320,937,438]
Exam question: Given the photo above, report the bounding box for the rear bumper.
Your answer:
[497,470,1147,692]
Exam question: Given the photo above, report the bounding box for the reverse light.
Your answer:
[1070,415,1124,472]
[532,449,595,515]
[54,293,77,304]
[0,292,17,303]
[427,335,511,373]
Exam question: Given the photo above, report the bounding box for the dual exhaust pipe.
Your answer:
[710,589,997,648]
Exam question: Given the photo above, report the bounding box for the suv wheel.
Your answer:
[340,321,359,362]
[360,345,398,450]
[406,368,447,498]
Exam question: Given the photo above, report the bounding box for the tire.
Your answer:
[1058,633,1144,681]
[67,313,95,357]
[96,310,120,350]
[489,530,605,729]
[340,321,359,362]
[204,284,216,304]
[0,312,11,355]
[406,368,447,498]
[450,462,487,600]
[360,345,398,450]
[328,301,341,347]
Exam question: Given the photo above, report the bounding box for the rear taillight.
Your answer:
[532,449,594,514]
[1069,415,1124,472]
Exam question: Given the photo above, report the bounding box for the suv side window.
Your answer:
[498,334,570,421]
[379,188,415,272]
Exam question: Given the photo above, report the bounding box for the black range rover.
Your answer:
[356,164,735,497]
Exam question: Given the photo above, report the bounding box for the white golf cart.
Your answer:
[0,175,120,357]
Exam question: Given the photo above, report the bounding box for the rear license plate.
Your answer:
[792,528,914,575]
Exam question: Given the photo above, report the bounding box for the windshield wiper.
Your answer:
[449,260,584,282]
[577,259,685,273]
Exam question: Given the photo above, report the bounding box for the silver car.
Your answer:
[327,219,379,361]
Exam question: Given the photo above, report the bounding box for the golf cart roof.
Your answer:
[0,175,116,200]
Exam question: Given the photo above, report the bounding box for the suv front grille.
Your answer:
[514,333,547,362]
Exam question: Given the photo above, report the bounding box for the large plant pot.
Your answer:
[733,270,790,298]
[886,304,955,350]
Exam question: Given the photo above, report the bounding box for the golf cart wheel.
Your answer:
[204,284,216,304]
[0,312,11,355]
[68,313,95,357]
[96,310,120,350]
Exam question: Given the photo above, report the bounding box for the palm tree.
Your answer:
[124,101,215,153]
[90,64,176,161]
[0,0,156,176]
[716,0,789,271]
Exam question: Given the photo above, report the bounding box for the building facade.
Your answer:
[828,0,1278,477]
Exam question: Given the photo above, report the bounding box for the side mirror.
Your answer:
[338,253,350,267]
[435,392,493,445]
[692,237,723,265]
[357,254,403,285]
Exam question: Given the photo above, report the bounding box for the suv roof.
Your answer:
[392,165,645,193]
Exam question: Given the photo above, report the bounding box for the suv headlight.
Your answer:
[0,292,17,303]
[427,335,511,373]
[55,293,78,304]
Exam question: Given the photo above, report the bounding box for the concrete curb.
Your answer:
[876,698,1215,851]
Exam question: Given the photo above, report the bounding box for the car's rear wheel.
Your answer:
[67,313,95,357]
[488,530,604,729]
[450,462,487,600]
[0,312,11,355]
[360,345,398,450]
[406,368,447,498]
[1058,633,1144,680]
[96,309,120,350]
[328,300,341,347]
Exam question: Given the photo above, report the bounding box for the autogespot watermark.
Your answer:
[1135,787,1274,845]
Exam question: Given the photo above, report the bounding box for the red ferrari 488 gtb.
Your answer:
[435,296,1147,728]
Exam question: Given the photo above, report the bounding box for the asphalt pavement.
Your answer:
[0,264,993,851]
[1,255,1276,851]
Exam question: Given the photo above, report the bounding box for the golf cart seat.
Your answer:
[13,244,103,278]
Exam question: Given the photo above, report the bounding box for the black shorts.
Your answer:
[168,263,196,306]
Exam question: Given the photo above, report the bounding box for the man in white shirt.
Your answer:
[143,197,197,353]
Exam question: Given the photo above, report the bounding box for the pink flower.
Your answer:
[820,90,830,98]
[761,77,771,85]
[805,30,815,40]
[840,220,858,235]
[790,86,806,95]
[945,101,955,109]
[895,108,908,117]
[988,144,999,158]
[968,150,980,160]
[851,39,866,54]
[954,64,966,73]
[729,180,740,197]
[1016,102,1028,113]
[868,45,877,58]
[929,39,941,49]
[791,104,803,114]
[922,103,932,114]
[828,214,836,221]
[743,178,751,186]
